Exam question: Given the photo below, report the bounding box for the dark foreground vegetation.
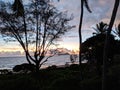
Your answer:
[0,57,120,90]
[0,0,120,90]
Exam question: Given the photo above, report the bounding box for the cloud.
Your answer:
[66,36,78,38]
[0,51,22,57]
[0,0,120,53]
[57,0,120,47]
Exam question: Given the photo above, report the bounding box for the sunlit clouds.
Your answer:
[0,0,120,56]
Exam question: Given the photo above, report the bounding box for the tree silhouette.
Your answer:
[113,23,120,37]
[92,21,108,35]
[0,0,74,72]
[78,0,92,65]
[12,0,24,17]
[82,33,116,76]
[102,0,120,90]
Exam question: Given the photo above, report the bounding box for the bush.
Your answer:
[69,64,79,70]
[46,65,57,70]
[13,63,35,72]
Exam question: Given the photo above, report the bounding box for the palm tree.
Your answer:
[12,0,33,65]
[78,0,92,65]
[12,0,24,17]
[92,22,108,35]
[113,23,120,37]
[102,0,120,90]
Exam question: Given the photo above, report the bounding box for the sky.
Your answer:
[0,0,120,57]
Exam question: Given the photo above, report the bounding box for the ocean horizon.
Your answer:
[0,55,80,70]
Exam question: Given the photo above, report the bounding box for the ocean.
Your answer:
[0,55,79,70]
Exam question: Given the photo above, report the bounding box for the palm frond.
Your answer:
[12,0,24,17]
[84,0,92,13]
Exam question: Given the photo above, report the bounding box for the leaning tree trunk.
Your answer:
[79,0,84,65]
[102,0,120,90]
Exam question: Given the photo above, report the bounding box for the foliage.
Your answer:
[82,34,116,63]
[81,30,116,76]
[0,0,74,71]
[92,21,108,35]
[113,23,120,37]
[13,63,36,72]
[0,63,120,90]
[102,1,120,90]
[12,0,24,17]
[82,0,92,13]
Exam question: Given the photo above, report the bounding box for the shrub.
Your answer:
[13,63,35,72]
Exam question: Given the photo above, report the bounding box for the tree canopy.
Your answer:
[0,0,74,71]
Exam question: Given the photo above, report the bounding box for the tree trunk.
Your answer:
[79,0,84,65]
[35,61,40,73]
[102,0,120,90]
[25,51,32,64]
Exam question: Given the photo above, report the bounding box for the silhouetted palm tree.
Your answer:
[78,0,92,65]
[12,0,60,17]
[12,0,32,64]
[92,22,108,35]
[102,0,120,90]
[113,23,120,37]
[12,0,24,17]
